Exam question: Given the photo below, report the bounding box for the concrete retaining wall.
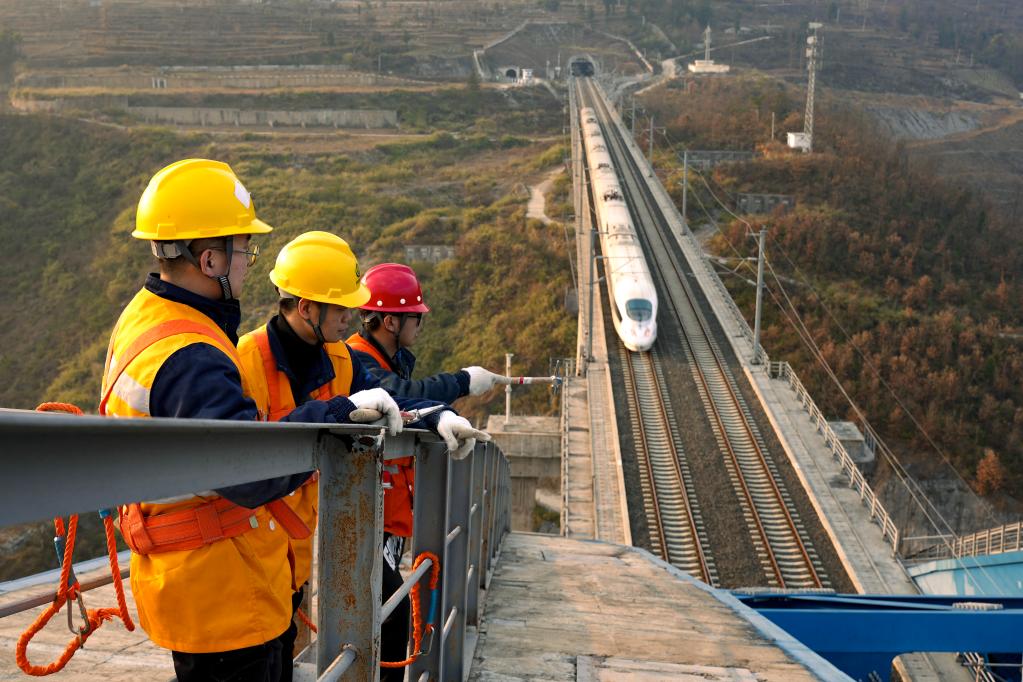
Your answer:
[17,66,425,90]
[129,106,397,128]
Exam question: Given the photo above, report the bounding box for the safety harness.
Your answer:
[18,321,312,675]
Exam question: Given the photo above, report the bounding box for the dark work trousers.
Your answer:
[172,635,285,682]
[277,585,305,682]
[381,534,411,682]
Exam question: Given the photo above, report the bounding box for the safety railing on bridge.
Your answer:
[0,408,510,681]
[767,362,900,554]
[909,521,1023,563]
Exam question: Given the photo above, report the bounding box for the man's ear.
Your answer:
[198,248,218,276]
[297,298,313,320]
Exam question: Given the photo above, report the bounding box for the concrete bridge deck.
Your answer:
[468,533,846,681]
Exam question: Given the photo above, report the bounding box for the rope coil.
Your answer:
[380,551,441,669]
[15,403,135,676]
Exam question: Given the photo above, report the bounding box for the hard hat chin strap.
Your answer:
[302,301,329,346]
[155,237,234,300]
[214,235,235,301]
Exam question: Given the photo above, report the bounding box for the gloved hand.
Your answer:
[348,388,403,436]
[435,411,492,460]
[462,366,504,396]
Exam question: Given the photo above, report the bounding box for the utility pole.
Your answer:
[631,97,636,136]
[587,229,595,367]
[681,151,688,229]
[771,111,776,141]
[504,353,514,423]
[752,228,766,365]
[648,116,654,164]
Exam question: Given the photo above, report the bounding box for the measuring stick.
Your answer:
[494,375,562,386]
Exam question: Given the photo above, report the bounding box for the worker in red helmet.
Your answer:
[346,263,502,678]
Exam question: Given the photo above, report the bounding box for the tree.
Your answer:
[975,449,1007,496]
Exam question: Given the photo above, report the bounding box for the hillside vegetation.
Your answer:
[0,110,573,578]
[642,79,1022,506]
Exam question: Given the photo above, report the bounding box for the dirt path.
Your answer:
[526,167,564,224]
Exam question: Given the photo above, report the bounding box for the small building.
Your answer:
[737,193,795,215]
[787,132,811,152]
[688,60,731,74]
[404,245,455,264]
[518,68,534,84]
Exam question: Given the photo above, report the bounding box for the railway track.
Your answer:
[579,77,829,589]
[620,346,717,585]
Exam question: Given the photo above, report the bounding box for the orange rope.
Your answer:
[15,403,135,676]
[296,606,317,634]
[380,551,440,669]
[34,403,84,416]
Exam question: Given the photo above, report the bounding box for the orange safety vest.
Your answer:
[237,323,354,588]
[346,333,415,538]
[100,287,300,653]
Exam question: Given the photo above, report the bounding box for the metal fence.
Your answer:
[909,522,1023,563]
[0,408,510,681]
[766,362,900,553]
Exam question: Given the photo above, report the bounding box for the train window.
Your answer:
[626,299,653,322]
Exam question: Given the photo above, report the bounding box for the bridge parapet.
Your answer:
[0,408,510,681]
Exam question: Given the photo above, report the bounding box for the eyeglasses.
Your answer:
[210,243,260,267]
[404,313,425,328]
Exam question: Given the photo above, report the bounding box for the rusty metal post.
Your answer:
[408,439,449,682]
[465,443,487,627]
[477,445,494,591]
[316,430,383,679]
[439,445,473,681]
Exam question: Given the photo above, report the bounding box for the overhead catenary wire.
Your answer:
[654,118,998,543]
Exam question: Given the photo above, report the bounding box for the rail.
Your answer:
[0,408,511,681]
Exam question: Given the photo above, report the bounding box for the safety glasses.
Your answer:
[211,243,260,267]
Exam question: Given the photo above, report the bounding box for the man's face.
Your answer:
[227,234,253,298]
[311,302,353,344]
[396,312,424,348]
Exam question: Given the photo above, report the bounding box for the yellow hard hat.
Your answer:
[133,159,273,241]
[269,231,371,308]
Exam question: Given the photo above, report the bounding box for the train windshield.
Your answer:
[625,299,653,322]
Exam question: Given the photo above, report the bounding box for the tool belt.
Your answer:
[119,496,311,555]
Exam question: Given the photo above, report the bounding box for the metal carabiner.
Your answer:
[66,590,91,643]
[416,625,435,657]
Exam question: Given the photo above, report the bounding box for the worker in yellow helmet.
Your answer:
[101,160,405,681]
[237,232,488,675]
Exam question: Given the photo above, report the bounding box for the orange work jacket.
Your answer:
[100,288,293,653]
[237,323,354,587]
[345,332,415,537]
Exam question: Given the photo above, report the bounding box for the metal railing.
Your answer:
[910,522,1023,562]
[766,362,900,552]
[0,408,510,681]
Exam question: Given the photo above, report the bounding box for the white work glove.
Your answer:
[348,388,403,436]
[462,366,504,396]
[435,411,492,460]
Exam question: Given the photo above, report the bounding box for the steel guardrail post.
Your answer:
[465,443,487,627]
[408,440,449,682]
[439,444,473,681]
[316,430,384,679]
[478,445,494,590]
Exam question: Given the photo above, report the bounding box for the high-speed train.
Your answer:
[580,106,658,351]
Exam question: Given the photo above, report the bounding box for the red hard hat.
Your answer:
[359,263,430,313]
